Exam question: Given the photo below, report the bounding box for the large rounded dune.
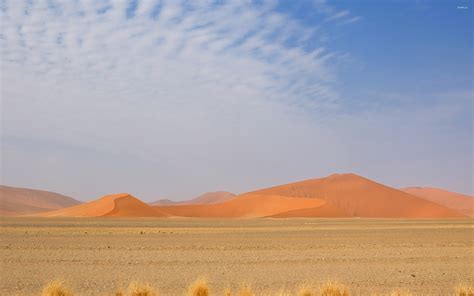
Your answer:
[248,173,465,218]
[157,173,466,218]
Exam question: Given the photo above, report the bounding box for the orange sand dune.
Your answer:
[268,202,350,218]
[0,185,81,216]
[155,194,327,218]
[247,173,465,218]
[401,187,473,217]
[37,193,169,217]
[158,173,466,218]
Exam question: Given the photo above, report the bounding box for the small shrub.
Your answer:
[127,281,158,296]
[188,279,210,296]
[318,281,349,296]
[41,280,73,296]
[239,285,254,296]
[224,287,232,296]
[298,284,313,296]
[455,284,474,296]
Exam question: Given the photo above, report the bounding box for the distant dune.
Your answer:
[0,185,81,216]
[401,187,473,217]
[154,194,327,218]
[156,174,465,218]
[150,191,235,206]
[149,198,179,206]
[37,193,169,218]
[183,191,236,205]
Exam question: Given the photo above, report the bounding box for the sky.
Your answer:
[1,0,472,202]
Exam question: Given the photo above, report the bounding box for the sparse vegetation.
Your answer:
[37,279,474,296]
[41,280,73,296]
[224,287,232,296]
[298,284,313,296]
[126,281,158,296]
[454,284,473,296]
[188,279,210,296]
[239,285,254,296]
[318,281,349,296]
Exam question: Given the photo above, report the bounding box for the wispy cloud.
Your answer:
[1,0,338,107]
[313,0,361,24]
[1,0,347,198]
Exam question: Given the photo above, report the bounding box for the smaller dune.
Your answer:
[183,191,236,205]
[150,191,236,206]
[401,187,474,217]
[0,185,81,216]
[37,193,169,218]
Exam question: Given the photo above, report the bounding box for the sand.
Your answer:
[0,217,472,295]
[0,185,81,216]
[402,187,474,217]
[155,174,465,218]
[150,191,236,206]
[37,193,169,218]
[26,173,469,219]
[181,191,236,205]
[245,173,465,218]
[154,194,327,218]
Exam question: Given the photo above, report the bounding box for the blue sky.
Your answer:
[1,0,472,201]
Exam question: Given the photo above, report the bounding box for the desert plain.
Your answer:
[0,217,472,295]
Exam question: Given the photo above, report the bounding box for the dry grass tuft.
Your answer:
[127,281,158,296]
[239,285,254,296]
[318,281,349,296]
[298,284,314,296]
[188,279,210,296]
[223,287,232,296]
[41,280,73,296]
[454,284,474,296]
[388,288,413,296]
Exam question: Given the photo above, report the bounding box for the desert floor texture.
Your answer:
[0,218,472,295]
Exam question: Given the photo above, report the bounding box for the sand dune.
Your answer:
[150,191,235,206]
[27,174,468,219]
[37,193,169,217]
[157,174,465,218]
[268,202,349,218]
[149,198,179,206]
[155,194,326,218]
[183,191,236,205]
[401,187,473,217]
[247,173,465,218]
[0,185,81,216]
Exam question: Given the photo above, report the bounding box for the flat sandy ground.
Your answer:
[0,218,472,295]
